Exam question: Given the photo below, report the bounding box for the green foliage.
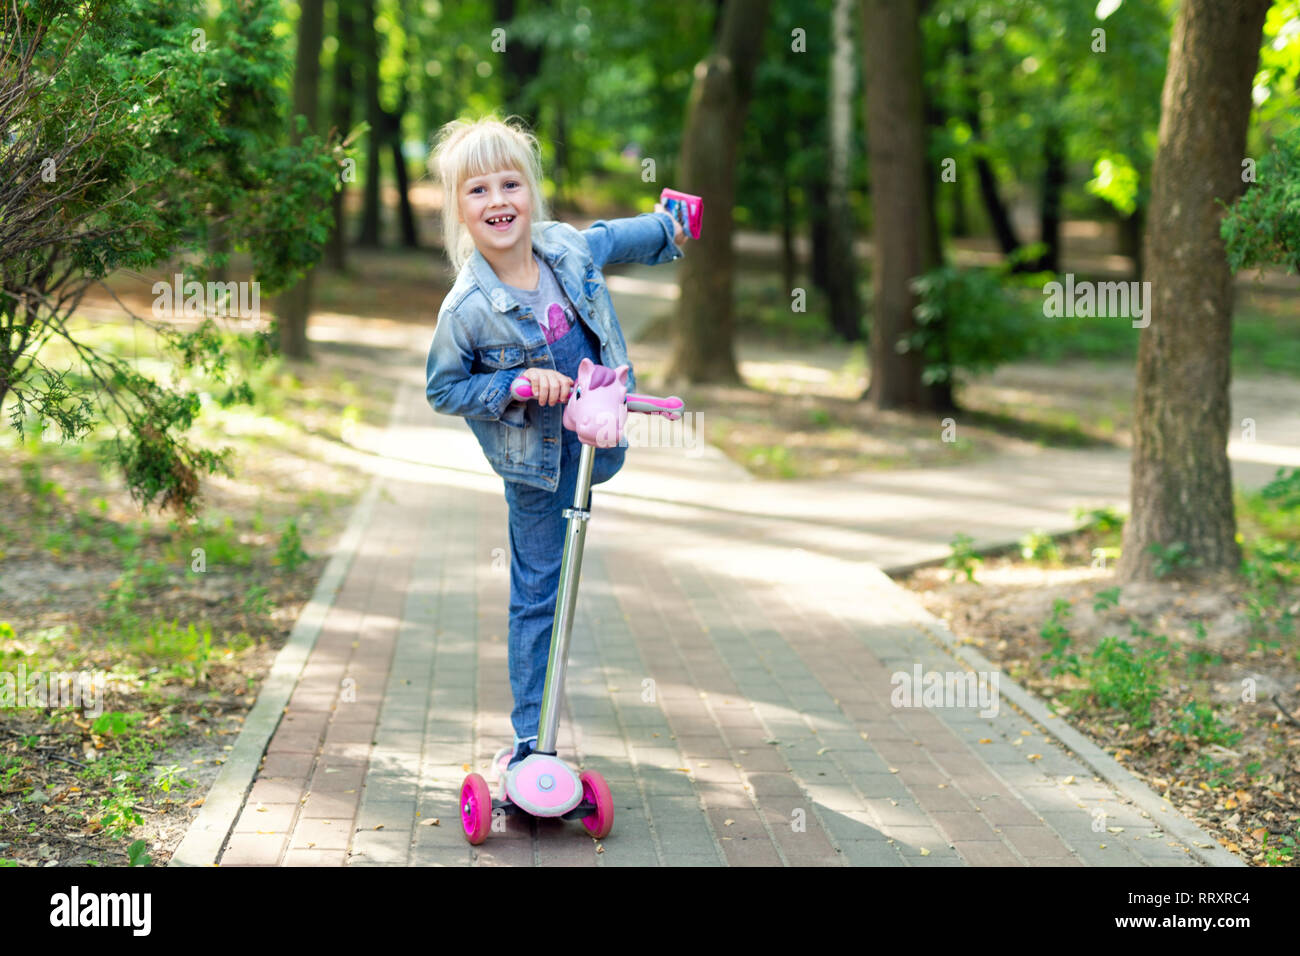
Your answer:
[1147,541,1202,579]
[1019,528,1060,564]
[945,532,981,583]
[275,519,310,572]
[1072,505,1126,536]
[1260,466,1300,511]
[1169,702,1241,748]
[1040,598,1080,677]
[1222,126,1300,273]
[1,0,353,516]
[1092,586,1121,613]
[906,263,1047,387]
[243,584,272,616]
[1082,635,1166,728]
[1262,827,1299,866]
[98,785,144,839]
[151,764,195,795]
[127,839,152,867]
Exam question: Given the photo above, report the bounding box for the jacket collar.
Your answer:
[467,222,582,315]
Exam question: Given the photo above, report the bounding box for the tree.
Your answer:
[824,0,862,343]
[274,0,326,360]
[0,0,342,515]
[325,0,357,272]
[666,0,771,385]
[1118,0,1272,582]
[862,0,944,410]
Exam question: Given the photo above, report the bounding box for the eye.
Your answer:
[505,181,520,189]
[574,386,582,399]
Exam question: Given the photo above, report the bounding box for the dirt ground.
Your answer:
[894,531,1300,866]
[0,326,400,866]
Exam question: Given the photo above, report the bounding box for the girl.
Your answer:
[425,114,687,770]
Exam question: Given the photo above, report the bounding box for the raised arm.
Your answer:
[581,212,684,270]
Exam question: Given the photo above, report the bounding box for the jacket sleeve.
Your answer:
[425,306,518,423]
[581,212,683,270]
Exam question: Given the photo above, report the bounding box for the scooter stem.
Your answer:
[535,442,596,755]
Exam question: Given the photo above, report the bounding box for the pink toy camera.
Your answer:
[659,188,703,240]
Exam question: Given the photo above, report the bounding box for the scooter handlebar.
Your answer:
[509,377,684,421]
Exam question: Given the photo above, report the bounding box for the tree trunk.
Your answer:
[276,0,325,360]
[493,0,545,131]
[1118,0,1269,583]
[824,0,861,342]
[326,0,355,271]
[956,17,1021,258]
[357,0,382,248]
[1035,118,1066,273]
[862,0,942,410]
[666,0,771,385]
[806,173,830,294]
[1119,205,1145,281]
[780,160,796,296]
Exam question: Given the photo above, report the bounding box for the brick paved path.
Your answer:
[188,356,1238,868]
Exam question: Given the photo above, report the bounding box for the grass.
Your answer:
[0,307,395,865]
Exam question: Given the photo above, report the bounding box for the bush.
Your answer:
[905,261,1048,387]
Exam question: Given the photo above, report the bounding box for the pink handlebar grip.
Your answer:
[626,392,684,421]
[510,377,535,401]
[659,188,703,240]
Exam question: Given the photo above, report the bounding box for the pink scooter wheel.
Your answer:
[461,773,492,845]
[578,770,614,839]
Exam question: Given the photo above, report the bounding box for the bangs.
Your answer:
[444,124,541,199]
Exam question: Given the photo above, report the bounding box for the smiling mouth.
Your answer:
[485,214,516,229]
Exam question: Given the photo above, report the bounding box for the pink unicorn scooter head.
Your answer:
[563,357,628,447]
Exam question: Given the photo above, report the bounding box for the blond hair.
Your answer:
[429,114,549,273]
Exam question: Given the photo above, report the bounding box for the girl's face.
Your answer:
[458,168,531,258]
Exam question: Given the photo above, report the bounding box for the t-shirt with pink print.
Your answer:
[500,253,578,346]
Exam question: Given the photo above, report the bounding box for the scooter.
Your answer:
[460,358,685,844]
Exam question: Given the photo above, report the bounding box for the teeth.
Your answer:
[487,215,515,225]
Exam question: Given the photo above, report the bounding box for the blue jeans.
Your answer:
[502,318,625,745]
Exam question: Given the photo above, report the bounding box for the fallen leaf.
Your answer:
[919,847,931,856]
[1027,754,1042,761]
[462,763,471,773]
[978,738,992,744]
[420,818,440,826]
[816,747,830,755]
[373,824,384,830]
[595,844,604,854]
[1063,776,1075,785]
[724,819,735,826]
[1107,827,1124,834]
[889,768,899,774]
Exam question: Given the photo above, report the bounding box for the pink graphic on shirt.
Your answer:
[542,302,571,344]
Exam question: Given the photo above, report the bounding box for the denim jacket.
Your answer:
[426,211,682,492]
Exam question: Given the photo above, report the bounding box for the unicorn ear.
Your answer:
[615,364,629,386]
[577,357,594,382]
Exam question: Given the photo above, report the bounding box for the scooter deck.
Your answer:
[491,797,599,821]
